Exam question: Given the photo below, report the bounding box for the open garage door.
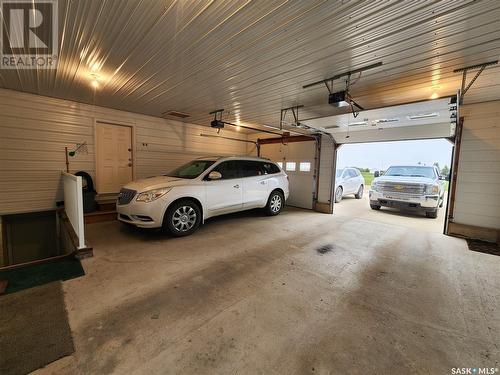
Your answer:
[301,97,459,234]
[258,137,317,209]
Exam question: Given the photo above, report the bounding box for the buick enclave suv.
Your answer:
[117,156,289,236]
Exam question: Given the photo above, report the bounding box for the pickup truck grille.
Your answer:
[118,188,136,205]
[378,182,425,195]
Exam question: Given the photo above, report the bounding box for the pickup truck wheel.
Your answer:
[355,185,364,199]
[266,190,284,216]
[163,200,201,236]
[439,197,444,208]
[370,204,381,210]
[335,186,343,203]
[426,210,438,219]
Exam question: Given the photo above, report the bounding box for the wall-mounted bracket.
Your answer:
[209,109,224,121]
[454,60,498,104]
[280,105,304,130]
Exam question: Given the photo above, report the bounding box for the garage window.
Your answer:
[286,162,296,171]
[299,162,311,172]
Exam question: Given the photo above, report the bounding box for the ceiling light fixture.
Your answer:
[89,72,101,89]
[373,118,399,124]
[348,121,367,126]
[408,113,439,120]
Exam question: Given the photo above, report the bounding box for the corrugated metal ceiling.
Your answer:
[1,0,499,133]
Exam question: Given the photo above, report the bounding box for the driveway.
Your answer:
[333,187,447,233]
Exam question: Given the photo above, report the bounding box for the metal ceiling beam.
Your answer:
[302,62,383,89]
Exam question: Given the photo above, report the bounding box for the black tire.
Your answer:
[355,185,364,199]
[334,186,343,203]
[163,199,201,236]
[426,210,438,219]
[370,204,381,210]
[266,190,284,216]
[439,196,444,208]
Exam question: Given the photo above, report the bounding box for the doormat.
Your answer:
[0,257,85,295]
[0,281,75,375]
[466,239,500,256]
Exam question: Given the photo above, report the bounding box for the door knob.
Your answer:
[128,163,133,167]
[233,184,239,188]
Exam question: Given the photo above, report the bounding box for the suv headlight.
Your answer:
[371,181,380,191]
[136,187,171,203]
[425,184,440,194]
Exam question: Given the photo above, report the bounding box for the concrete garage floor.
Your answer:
[36,206,499,374]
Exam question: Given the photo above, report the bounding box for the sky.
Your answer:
[336,139,453,171]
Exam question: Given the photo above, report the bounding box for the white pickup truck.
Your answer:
[369,165,446,218]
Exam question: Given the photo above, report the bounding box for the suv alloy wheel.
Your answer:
[163,200,202,236]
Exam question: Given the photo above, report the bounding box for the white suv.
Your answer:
[334,168,366,203]
[117,156,289,236]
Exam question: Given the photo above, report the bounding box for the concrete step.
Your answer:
[95,193,118,212]
[96,193,119,203]
[84,210,117,224]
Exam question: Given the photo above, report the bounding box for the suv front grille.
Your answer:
[118,188,137,205]
[378,182,425,195]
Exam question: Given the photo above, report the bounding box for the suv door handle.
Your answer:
[260,181,266,185]
[233,184,239,188]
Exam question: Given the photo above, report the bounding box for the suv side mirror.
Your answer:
[374,171,380,178]
[207,171,222,180]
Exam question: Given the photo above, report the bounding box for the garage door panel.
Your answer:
[260,141,316,209]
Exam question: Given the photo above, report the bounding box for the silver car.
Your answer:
[334,168,366,203]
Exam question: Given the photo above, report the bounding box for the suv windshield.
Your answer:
[166,160,215,179]
[384,166,436,179]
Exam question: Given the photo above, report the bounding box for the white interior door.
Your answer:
[260,141,316,209]
[96,122,133,193]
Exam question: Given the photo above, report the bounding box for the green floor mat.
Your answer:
[0,281,75,375]
[0,257,85,295]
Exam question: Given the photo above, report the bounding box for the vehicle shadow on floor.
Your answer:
[337,191,444,220]
[117,207,282,240]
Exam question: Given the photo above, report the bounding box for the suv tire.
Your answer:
[355,185,364,199]
[163,200,201,236]
[335,186,343,203]
[426,210,438,219]
[266,190,284,216]
[370,204,381,210]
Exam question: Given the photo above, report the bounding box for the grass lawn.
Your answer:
[361,171,374,186]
